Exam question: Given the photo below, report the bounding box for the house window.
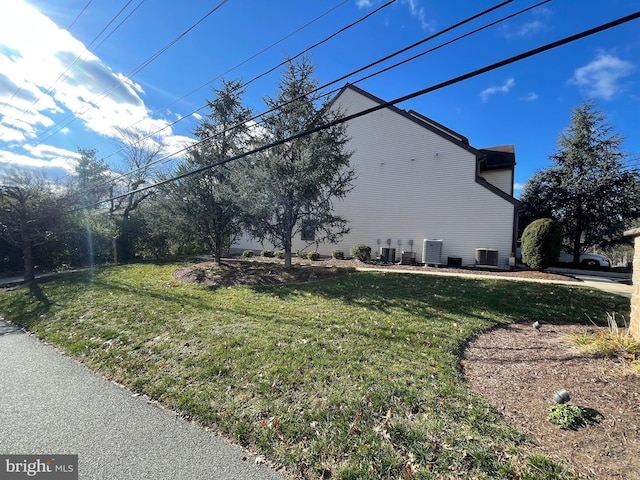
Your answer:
[301,220,315,241]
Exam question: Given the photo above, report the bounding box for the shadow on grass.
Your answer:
[255,271,627,328]
[1,264,628,338]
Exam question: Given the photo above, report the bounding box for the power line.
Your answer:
[98,0,351,153]
[0,0,129,138]
[83,0,517,189]
[91,10,640,208]
[99,0,512,167]
[21,0,137,118]
[28,1,229,149]
[90,0,380,166]
[53,0,353,184]
[66,0,94,31]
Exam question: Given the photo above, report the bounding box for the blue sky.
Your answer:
[1,0,639,196]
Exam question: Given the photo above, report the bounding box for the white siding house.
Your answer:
[234,84,521,268]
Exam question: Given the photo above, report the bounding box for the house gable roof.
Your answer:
[334,83,478,156]
[332,83,520,208]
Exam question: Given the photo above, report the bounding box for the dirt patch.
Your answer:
[172,258,357,287]
[462,322,639,480]
[173,256,579,287]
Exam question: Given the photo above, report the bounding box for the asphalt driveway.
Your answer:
[0,319,288,480]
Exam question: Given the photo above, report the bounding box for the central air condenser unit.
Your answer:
[422,239,443,265]
[380,247,396,263]
[475,248,499,266]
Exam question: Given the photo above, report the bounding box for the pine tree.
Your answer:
[166,79,252,264]
[521,101,640,262]
[237,57,354,268]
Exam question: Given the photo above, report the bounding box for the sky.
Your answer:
[0,0,639,197]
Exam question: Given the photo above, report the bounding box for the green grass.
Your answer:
[0,262,629,479]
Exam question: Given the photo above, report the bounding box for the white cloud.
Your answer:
[514,182,525,193]
[402,0,435,31]
[0,0,193,175]
[480,78,515,102]
[0,144,78,171]
[570,52,636,100]
[501,20,544,39]
[519,92,538,102]
[356,0,435,30]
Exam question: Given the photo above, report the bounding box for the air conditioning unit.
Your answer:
[475,248,499,266]
[380,247,396,263]
[401,251,416,265]
[423,239,443,265]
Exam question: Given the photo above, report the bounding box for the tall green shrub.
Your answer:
[521,218,562,270]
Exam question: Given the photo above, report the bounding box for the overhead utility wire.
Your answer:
[30,0,228,148]
[93,0,146,52]
[54,0,352,183]
[100,0,350,149]
[99,0,511,166]
[0,0,137,138]
[93,10,640,208]
[66,0,94,31]
[94,0,385,165]
[88,0,516,188]
[21,0,137,117]
[352,0,551,86]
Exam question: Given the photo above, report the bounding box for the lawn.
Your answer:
[0,262,628,479]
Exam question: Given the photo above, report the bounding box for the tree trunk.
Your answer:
[284,249,292,269]
[22,243,35,284]
[572,229,582,264]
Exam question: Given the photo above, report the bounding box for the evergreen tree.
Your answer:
[238,57,354,268]
[166,79,252,264]
[520,101,640,262]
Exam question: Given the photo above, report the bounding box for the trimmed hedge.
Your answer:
[521,218,562,270]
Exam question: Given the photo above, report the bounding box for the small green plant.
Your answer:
[332,250,345,260]
[307,251,320,261]
[351,244,371,262]
[261,250,274,258]
[548,404,603,430]
[521,218,562,270]
[242,250,254,258]
[275,250,285,259]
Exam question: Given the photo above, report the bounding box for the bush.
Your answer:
[351,244,371,263]
[297,251,307,259]
[275,250,285,259]
[242,250,255,258]
[521,218,562,270]
[261,250,274,258]
[308,251,320,261]
[332,250,345,260]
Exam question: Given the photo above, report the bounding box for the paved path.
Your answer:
[0,320,288,480]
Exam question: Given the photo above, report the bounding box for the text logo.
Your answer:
[1,455,78,479]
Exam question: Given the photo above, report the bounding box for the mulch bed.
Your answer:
[462,322,639,480]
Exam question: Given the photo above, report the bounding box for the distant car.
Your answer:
[558,251,611,268]
[515,241,610,268]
